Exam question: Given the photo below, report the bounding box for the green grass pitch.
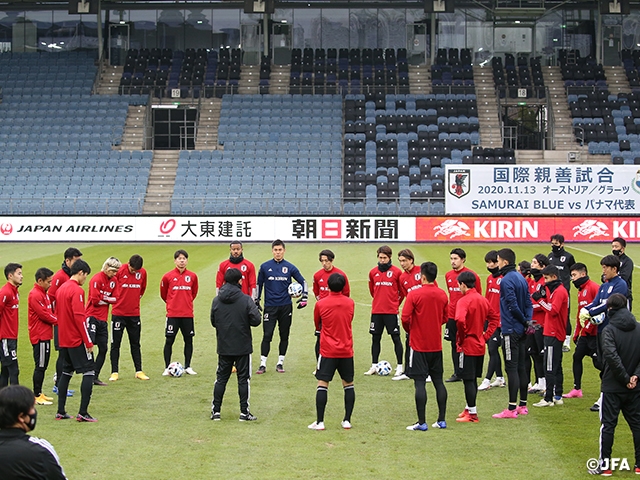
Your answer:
[3,241,639,479]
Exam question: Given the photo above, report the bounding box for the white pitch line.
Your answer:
[570,246,640,269]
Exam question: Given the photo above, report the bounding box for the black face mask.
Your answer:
[229,254,244,264]
[572,276,589,289]
[378,261,392,272]
[551,245,562,254]
[26,410,37,431]
[487,266,500,275]
[612,249,622,257]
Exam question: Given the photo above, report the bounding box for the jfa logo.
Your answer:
[282,267,288,274]
[387,271,393,278]
[185,275,191,283]
[241,265,247,272]
[587,458,630,472]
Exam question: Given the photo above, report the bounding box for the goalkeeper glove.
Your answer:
[578,307,591,328]
[531,288,546,301]
[524,321,536,335]
[297,293,308,309]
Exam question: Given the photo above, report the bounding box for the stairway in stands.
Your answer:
[270,65,290,94]
[96,63,123,95]
[473,65,502,148]
[408,65,430,94]
[543,66,576,153]
[238,65,260,94]
[195,98,222,149]
[143,150,179,214]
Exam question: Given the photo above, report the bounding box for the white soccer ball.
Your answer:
[591,312,606,325]
[288,282,303,298]
[167,362,184,377]
[376,360,392,376]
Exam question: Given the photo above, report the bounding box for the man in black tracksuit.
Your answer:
[612,237,634,312]
[591,293,640,474]
[210,268,261,422]
[548,234,576,352]
[0,385,67,479]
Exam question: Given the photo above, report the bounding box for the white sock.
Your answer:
[564,335,570,344]
[278,355,285,365]
[539,377,546,389]
[371,363,376,369]
[468,406,477,414]
[260,356,267,367]
[396,364,403,373]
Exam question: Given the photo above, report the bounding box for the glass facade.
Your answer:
[0,5,620,65]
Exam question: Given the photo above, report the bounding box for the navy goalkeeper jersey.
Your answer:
[257,259,307,307]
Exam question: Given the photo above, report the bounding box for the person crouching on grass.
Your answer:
[308,273,356,431]
[455,271,499,423]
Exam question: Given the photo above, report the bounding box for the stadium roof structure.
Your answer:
[0,0,635,10]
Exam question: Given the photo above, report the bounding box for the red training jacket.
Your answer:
[47,268,70,313]
[574,278,600,340]
[313,266,350,300]
[400,265,423,297]
[368,265,404,314]
[455,289,499,356]
[485,273,502,315]
[445,267,482,319]
[112,264,147,317]
[28,283,57,344]
[401,283,449,353]
[0,282,19,340]
[314,292,355,358]
[529,276,546,326]
[160,268,199,318]
[56,278,92,349]
[216,258,257,298]
[85,271,117,322]
[540,284,569,342]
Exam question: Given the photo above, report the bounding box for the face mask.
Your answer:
[551,245,561,253]
[26,410,37,431]
[612,249,622,257]
[487,266,499,275]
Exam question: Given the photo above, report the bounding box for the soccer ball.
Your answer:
[167,362,184,377]
[376,361,392,376]
[288,282,303,298]
[591,312,606,325]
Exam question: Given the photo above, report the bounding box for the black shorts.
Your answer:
[315,356,354,383]
[459,353,484,380]
[407,350,443,381]
[59,345,95,374]
[0,339,18,367]
[369,314,400,336]
[165,317,195,337]
[576,335,597,355]
[53,325,60,351]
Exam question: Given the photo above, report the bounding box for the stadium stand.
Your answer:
[0,51,150,214]
[171,94,343,215]
[431,48,475,95]
[491,54,545,99]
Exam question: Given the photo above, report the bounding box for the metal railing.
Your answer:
[169,196,445,216]
[1,197,145,215]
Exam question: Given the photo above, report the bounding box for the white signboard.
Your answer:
[445,164,640,215]
[0,216,416,242]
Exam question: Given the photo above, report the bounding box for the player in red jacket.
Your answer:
[401,262,449,431]
[364,246,405,378]
[55,259,96,422]
[216,241,257,299]
[311,249,350,367]
[28,267,57,405]
[455,271,499,423]
[110,254,148,382]
[47,247,82,395]
[444,248,482,383]
[86,257,121,386]
[533,265,569,407]
[308,273,356,431]
[479,250,505,391]
[394,249,422,382]
[563,263,600,399]
[0,263,23,388]
[526,254,549,394]
[160,250,199,376]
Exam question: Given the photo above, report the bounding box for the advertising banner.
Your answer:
[445,164,640,214]
[416,216,640,242]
